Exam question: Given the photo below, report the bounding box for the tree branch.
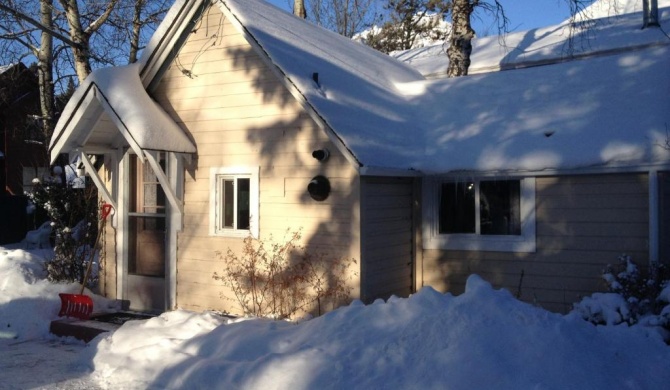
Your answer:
[0,3,84,50]
[85,0,119,35]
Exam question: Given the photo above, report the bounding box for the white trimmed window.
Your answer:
[209,167,259,238]
[423,177,536,252]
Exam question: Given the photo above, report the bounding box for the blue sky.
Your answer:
[266,0,591,35]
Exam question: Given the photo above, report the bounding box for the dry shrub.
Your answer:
[213,229,356,319]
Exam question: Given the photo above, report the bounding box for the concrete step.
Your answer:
[50,312,154,343]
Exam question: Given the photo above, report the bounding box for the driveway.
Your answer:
[0,337,101,390]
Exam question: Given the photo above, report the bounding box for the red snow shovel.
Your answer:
[58,203,113,320]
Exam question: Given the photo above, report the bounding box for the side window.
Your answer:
[210,167,259,238]
[438,180,521,236]
[425,177,535,252]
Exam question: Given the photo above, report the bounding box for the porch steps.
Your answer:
[49,312,154,343]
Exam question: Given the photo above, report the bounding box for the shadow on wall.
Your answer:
[155,23,362,315]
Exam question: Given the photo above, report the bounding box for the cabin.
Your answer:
[50,0,670,314]
[0,63,46,244]
[0,63,45,195]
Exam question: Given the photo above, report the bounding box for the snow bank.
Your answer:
[86,275,670,390]
[0,247,115,340]
[0,248,68,339]
[3,245,669,389]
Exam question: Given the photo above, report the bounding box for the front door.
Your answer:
[126,153,167,312]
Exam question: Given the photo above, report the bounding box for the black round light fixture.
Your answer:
[308,175,330,201]
[312,148,330,162]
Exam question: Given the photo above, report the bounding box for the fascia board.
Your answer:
[49,84,102,164]
[139,0,208,88]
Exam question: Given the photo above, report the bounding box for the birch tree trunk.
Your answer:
[38,0,55,139]
[294,0,307,18]
[58,0,118,82]
[129,0,145,63]
[446,0,476,77]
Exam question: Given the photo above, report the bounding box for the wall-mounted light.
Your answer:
[308,175,330,201]
[312,148,330,162]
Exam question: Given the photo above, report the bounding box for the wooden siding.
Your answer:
[421,173,649,313]
[152,5,361,315]
[361,177,415,303]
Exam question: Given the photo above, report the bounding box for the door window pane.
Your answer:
[128,215,165,277]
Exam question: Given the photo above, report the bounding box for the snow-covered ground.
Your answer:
[2,245,670,389]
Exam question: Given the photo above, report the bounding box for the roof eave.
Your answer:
[49,83,103,164]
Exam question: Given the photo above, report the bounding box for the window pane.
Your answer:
[480,180,521,235]
[237,178,250,230]
[223,179,234,228]
[143,183,166,213]
[128,215,165,277]
[439,182,475,233]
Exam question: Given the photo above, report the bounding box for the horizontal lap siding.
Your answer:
[152,6,360,315]
[361,177,414,303]
[421,174,649,313]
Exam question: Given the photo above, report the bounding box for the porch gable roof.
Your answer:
[49,64,196,163]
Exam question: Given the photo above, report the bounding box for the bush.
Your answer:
[213,229,356,319]
[571,255,670,339]
[26,173,99,286]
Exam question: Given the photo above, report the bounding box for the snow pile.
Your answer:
[0,247,68,339]
[84,275,670,390]
[2,245,670,388]
[0,247,115,340]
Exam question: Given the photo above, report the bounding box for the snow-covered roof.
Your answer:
[49,0,670,175]
[222,0,670,174]
[217,0,425,169]
[49,63,196,163]
[408,44,670,173]
[394,1,670,78]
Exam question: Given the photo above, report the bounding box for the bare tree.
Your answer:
[0,0,169,145]
[58,0,118,82]
[308,0,380,38]
[107,0,171,64]
[38,0,54,134]
[0,0,57,139]
[446,0,590,77]
[364,0,451,53]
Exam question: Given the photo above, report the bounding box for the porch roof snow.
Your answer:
[49,63,196,163]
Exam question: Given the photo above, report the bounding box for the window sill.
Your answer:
[210,230,253,239]
[423,233,536,252]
